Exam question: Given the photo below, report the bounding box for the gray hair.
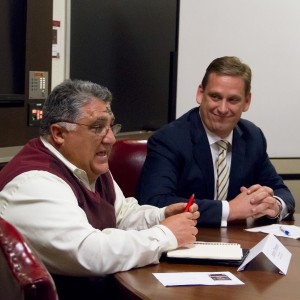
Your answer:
[39,79,112,136]
[201,56,252,95]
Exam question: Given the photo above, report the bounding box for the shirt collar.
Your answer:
[199,115,233,148]
[40,137,96,191]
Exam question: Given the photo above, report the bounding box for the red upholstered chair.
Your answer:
[109,139,147,198]
[0,217,58,300]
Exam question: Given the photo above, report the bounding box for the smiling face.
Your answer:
[51,98,116,183]
[196,73,251,138]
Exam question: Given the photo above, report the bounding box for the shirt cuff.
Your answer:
[159,207,166,221]
[155,224,178,251]
[273,196,288,220]
[221,200,229,227]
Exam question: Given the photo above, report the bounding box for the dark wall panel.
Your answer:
[0,0,52,147]
[70,0,178,132]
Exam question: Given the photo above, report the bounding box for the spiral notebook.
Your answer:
[164,241,248,266]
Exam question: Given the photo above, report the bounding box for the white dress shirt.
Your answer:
[0,138,177,276]
[204,126,232,227]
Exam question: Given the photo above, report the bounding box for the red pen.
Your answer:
[184,194,195,212]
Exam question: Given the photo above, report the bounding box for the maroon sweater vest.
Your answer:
[0,138,116,230]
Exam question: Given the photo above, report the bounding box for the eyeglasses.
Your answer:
[57,121,122,137]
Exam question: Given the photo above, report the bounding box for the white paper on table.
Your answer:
[152,271,244,287]
[245,224,300,239]
[238,233,291,275]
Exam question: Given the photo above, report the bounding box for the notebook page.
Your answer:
[167,242,243,260]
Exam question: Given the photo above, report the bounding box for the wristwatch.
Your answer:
[269,199,282,220]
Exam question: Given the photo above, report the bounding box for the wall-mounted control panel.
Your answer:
[28,103,43,127]
[29,71,49,99]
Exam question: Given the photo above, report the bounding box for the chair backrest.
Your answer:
[0,217,58,300]
[108,139,147,198]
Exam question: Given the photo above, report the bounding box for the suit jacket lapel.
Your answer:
[190,110,215,198]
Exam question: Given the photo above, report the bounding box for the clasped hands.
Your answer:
[229,184,280,221]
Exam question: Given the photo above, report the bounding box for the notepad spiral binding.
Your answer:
[195,242,240,246]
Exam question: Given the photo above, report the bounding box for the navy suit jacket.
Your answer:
[137,107,295,227]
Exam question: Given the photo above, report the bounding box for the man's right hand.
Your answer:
[228,188,254,221]
[161,211,199,247]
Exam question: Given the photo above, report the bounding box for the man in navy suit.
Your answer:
[138,56,295,227]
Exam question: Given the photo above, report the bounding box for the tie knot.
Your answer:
[216,140,229,152]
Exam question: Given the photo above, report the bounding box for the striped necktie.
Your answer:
[216,140,230,200]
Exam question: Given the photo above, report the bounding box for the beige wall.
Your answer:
[271,158,300,213]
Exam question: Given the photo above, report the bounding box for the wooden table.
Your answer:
[113,214,300,300]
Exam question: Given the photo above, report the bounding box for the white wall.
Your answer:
[52,0,69,89]
[177,0,300,158]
